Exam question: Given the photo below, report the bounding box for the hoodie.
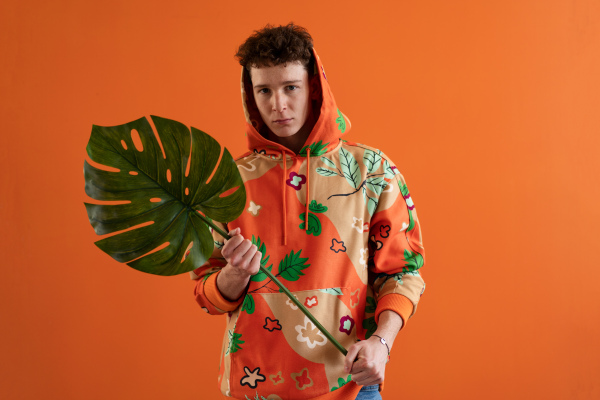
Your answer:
[193,48,425,400]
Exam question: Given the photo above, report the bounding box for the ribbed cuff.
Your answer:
[374,294,414,327]
[204,271,244,312]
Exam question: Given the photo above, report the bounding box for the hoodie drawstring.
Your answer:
[305,148,310,232]
[282,151,287,246]
[281,149,311,245]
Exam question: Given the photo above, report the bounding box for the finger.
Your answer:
[248,250,262,275]
[221,234,244,258]
[230,239,253,267]
[224,227,241,242]
[239,244,258,271]
[344,343,362,373]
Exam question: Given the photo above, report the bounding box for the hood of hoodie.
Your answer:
[240,48,351,158]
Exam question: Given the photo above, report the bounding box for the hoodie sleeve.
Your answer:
[367,158,425,328]
[191,221,244,314]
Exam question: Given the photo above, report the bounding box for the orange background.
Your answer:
[1,0,599,399]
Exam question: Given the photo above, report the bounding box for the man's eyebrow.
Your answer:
[253,80,303,89]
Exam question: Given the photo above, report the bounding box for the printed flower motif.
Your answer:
[286,296,299,310]
[291,368,314,390]
[391,165,399,175]
[263,317,282,332]
[359,248,369,270]
[247,201,262,216]
[270,371,284,385]
[350,289,360,308]
[352,217,365,233]
[339,315,355,335]
[304,296,318,308]
[399,222,409,232]
[286,172,307,191]
[404,193,415,210]
[240,366,266,389]
[295,316,327,349]
[379,225,391,238]
[330,238,347,253]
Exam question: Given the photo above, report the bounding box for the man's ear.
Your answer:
[310,74,321,100]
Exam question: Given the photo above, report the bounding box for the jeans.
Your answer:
[355,384,382,400]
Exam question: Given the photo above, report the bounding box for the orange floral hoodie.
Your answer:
[192,49,425,400]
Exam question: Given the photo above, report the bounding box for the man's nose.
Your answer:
[272,93,286,112]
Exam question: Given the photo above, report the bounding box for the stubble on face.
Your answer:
[250,62,315,154]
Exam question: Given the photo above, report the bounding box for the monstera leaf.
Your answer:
[84,115,245,276]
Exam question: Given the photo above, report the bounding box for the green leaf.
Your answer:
[362,317,378,339]
[299,213,322,236]
[383,159,396,180]
[363,149,382,174]
[227,329,245,354]
[299,140,330,156]
[308,200,328,213]
[316,167,338,177]
[250,264,273,282]
[366,176,387,196]
[339,147,360,189]
[249,235,273,282]
[278,249,310,281]
[241,294,255,314]
[321,157,337,169]
[84,116,246,276]
[335,109,347,133]
[330,375,352,391]
[365,296,377,313]
[367,196,378,216]
[319,288,344,296]
[399,182,410,197]
[403,249,424,272]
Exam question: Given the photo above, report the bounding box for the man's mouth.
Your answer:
[274,118,293,124]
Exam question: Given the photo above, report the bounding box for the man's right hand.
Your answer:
[216,227,262,301]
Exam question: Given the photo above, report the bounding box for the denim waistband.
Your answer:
[360,384,380,392]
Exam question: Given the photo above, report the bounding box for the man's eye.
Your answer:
[286,85,298,91]
[258,88,269,94]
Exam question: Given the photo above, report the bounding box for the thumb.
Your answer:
[344,343,361,373]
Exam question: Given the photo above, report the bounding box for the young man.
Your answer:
[191,24,425,400]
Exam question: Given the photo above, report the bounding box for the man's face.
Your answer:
[250,61,313,140]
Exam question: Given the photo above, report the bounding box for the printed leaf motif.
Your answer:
[384,159,396,179]
[278,250,310,281]
[330,375,352,391]
[336,109,347,133]
[241,294,255,314]
[366,176,387,196]
[367,197,378,216]
[319,288,344,296]
[299,213,322,236]
[308,200,328,213]
[362,317,378,339]
[363,149,382,174]
[403,249,424,272]
[250,235,273,282]
[339,147,360,189]
[251,264,273,282]
[316,167,338,177]
[321,157,337,169]
[365,296,377,313]
[299,140,329,156]
[228,330,245,354]
[399,182,410,197]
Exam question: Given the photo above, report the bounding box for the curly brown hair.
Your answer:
[235,23,314,71]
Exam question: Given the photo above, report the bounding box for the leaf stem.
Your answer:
[194,211,347,356]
